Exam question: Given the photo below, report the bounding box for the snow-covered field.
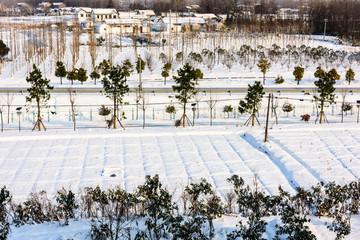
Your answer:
[2,123,360,200]
[1,123,360,239]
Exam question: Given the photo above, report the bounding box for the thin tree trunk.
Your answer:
[320,102,324,124]
[263,72,265,84]
[1,112,3,132]
[72,106,76,131]
[183,103,186,128]
[252,111,255,127]
[7,105,10,124]
[37,101,41,131]
[113,95,117,129]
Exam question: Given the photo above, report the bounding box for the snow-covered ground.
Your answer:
[6,215,360,240]
[1,123,360,239]
[2,124,360,200]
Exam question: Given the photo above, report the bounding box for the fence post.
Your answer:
[90,109,92,121]
[48,110,50,122]
[153,108,155,120]
[132,108,134,120]
[293,106,296,117]
[69,110,71,121]
[332,105,334,116]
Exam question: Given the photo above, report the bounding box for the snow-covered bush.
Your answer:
[0,186,10,240]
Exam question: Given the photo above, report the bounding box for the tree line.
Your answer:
[1,174,359,239]
[17,57,346,132]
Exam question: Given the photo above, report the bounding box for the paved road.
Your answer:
[1,85,359,94]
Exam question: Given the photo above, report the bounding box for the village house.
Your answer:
[75,7,92,22]
[61,7,74,15]
[91,8,118,23]
[183,5,200,13]
[118,10,155,21]
[48,2,66,15]
[51,2,66,10]
[134,10,156,19]
[152,17,206,33]
[94,18,142,35]
[278,8,300,20]
[118,10,137,19]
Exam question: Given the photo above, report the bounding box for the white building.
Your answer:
[94,18,142,35]
[75,8,92,22]
[135,10,156,19]
[152,17,206,33]
[91,8,118,23]
[193,13,218,21]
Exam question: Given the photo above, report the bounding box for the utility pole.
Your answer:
[138,54,142,92]
[264,93,271,142]
[169,10,172,64]
[323,19,328,40]
[357,100,360,123]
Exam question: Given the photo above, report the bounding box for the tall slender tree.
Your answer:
[238,81,265,126]
[345,68,355,85]
[257,59,271,85]
[102,61,132,129]
[55,61,67,85]
[0,40,9,75]
[172,63,201,128]
[90,70,100,85]
[26,64,54,131]
[314,66,340,124]
[161,62,171,85]
[76,68,88,85]
[293,66,305,85]
[67,69,78,85]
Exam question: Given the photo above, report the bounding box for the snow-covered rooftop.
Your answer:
[92,8,117,15]
[52,2,64,6]
[137,10,156,16]
[161,17,206,25]
[103,18,141,25]
[118,11,137,18]
[194,13,218,20]
[75,7,92,13]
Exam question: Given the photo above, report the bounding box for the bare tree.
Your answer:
[223,52,235,71]
[4,92,14,124]
[0,99,3,132]
[135,91,141,120]
[70,24,80,69]
[193,92,203,119]
[139,93,149,129]
[89,31,97,71]
[144,51,157,74]
[206,91,218,126]
[68,88,76,131]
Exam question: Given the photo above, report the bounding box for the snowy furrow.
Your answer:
[1,126,360,202]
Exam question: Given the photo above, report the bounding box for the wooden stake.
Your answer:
[264,93,271,142]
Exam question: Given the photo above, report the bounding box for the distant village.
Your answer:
[0,2,308,35]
